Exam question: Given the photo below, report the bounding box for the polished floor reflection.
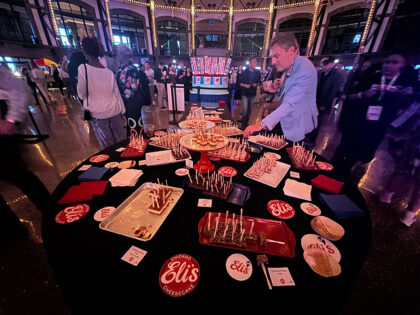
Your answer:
[0,91,418,314]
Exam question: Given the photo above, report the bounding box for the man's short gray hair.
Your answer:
[117,44,133,65]
[270,33,299,50]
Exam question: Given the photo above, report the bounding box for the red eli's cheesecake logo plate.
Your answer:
[55,204,90,224]
[267,200,295,219]
[316,161,334,171]
[154,131,167,137]
[89,154,109,163]
[159,254,200,297]
[218,166,237,177]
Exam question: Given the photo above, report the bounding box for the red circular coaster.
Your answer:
[159,254,200,297]
[89,154,109,163]
[55,204,90,224]
[267,200,295,219]
[154,131,167,137]
[316,161,334,171]
[175,168,189,176]
[218,166,237,177]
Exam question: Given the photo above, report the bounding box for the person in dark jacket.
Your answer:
[234,66,242,101]
[240,57,261,128]
[332,52,418,173]
[185,66,192,103]
[316,56,344,113]
[116,45,151,133]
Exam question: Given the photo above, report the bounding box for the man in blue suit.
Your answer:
[244,33,318,144]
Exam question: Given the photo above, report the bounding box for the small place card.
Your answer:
[198,199,212,208]
[115,147,125,152]
[138,160,147,166]
[185,159,193,169]
[290,171,300,179]
[78,165,91,171]
[268,267,295,287]
[121,246,147,266]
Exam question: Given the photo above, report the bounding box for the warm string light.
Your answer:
[104,0,114,45]
[191,0,195,51]
[264,0,274,51]
[263,0,275,71]
[123,0,150,6]
[306,0,321,56]
[274,0,315,10]
[227,0,234,51]
[46,0,60,41]
[358,0,378,53]
[196,9,229,13]
[234,7,270,13]
[155,5,190,11]
[150,0,157,47]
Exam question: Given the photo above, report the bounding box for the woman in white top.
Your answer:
[77,37,126,150]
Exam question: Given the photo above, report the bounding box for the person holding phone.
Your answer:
[154,63,167,109]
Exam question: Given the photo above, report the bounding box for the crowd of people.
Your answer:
[1,33,419,241]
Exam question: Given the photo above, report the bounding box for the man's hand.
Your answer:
[363,90,377,98]
[0,119,18,135]
[241,83,251,89]
[243,123,262,138]
[272,78,282,91]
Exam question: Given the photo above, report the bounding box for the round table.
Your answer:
[42,138,371,313]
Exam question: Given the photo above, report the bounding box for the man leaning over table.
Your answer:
[243,33,318,146]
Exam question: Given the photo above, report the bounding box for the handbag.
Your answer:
[82,64,92,121]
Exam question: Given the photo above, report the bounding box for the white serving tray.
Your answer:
[248,135,288,151]
[145,149,191,166]
[243,161,291,188]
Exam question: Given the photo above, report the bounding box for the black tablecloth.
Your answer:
[42,107,371,313]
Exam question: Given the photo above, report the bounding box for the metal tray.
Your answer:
[99,182,184,241]
[145,149,191,166]
[243,161,291,188]
[248,135,288,151]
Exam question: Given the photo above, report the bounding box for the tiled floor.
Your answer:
[0,91,419,314]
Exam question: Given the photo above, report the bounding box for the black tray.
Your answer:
[182,178,251,206]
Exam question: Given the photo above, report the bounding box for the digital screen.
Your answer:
[353,34,361,44]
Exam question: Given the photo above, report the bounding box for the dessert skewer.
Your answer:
[257,255,272,290]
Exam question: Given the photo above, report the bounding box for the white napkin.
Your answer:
[109,169,143,187]
[283,178,312,201]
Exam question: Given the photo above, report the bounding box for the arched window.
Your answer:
[278,18,312,54]
[382,1,420,53]
[322,8,369,54]
[157,20,188,56]
[195,19,229,50]
[51,1,96,48]
[111,12,147,55]
[0,0,37,44]
[234,22,265,57]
